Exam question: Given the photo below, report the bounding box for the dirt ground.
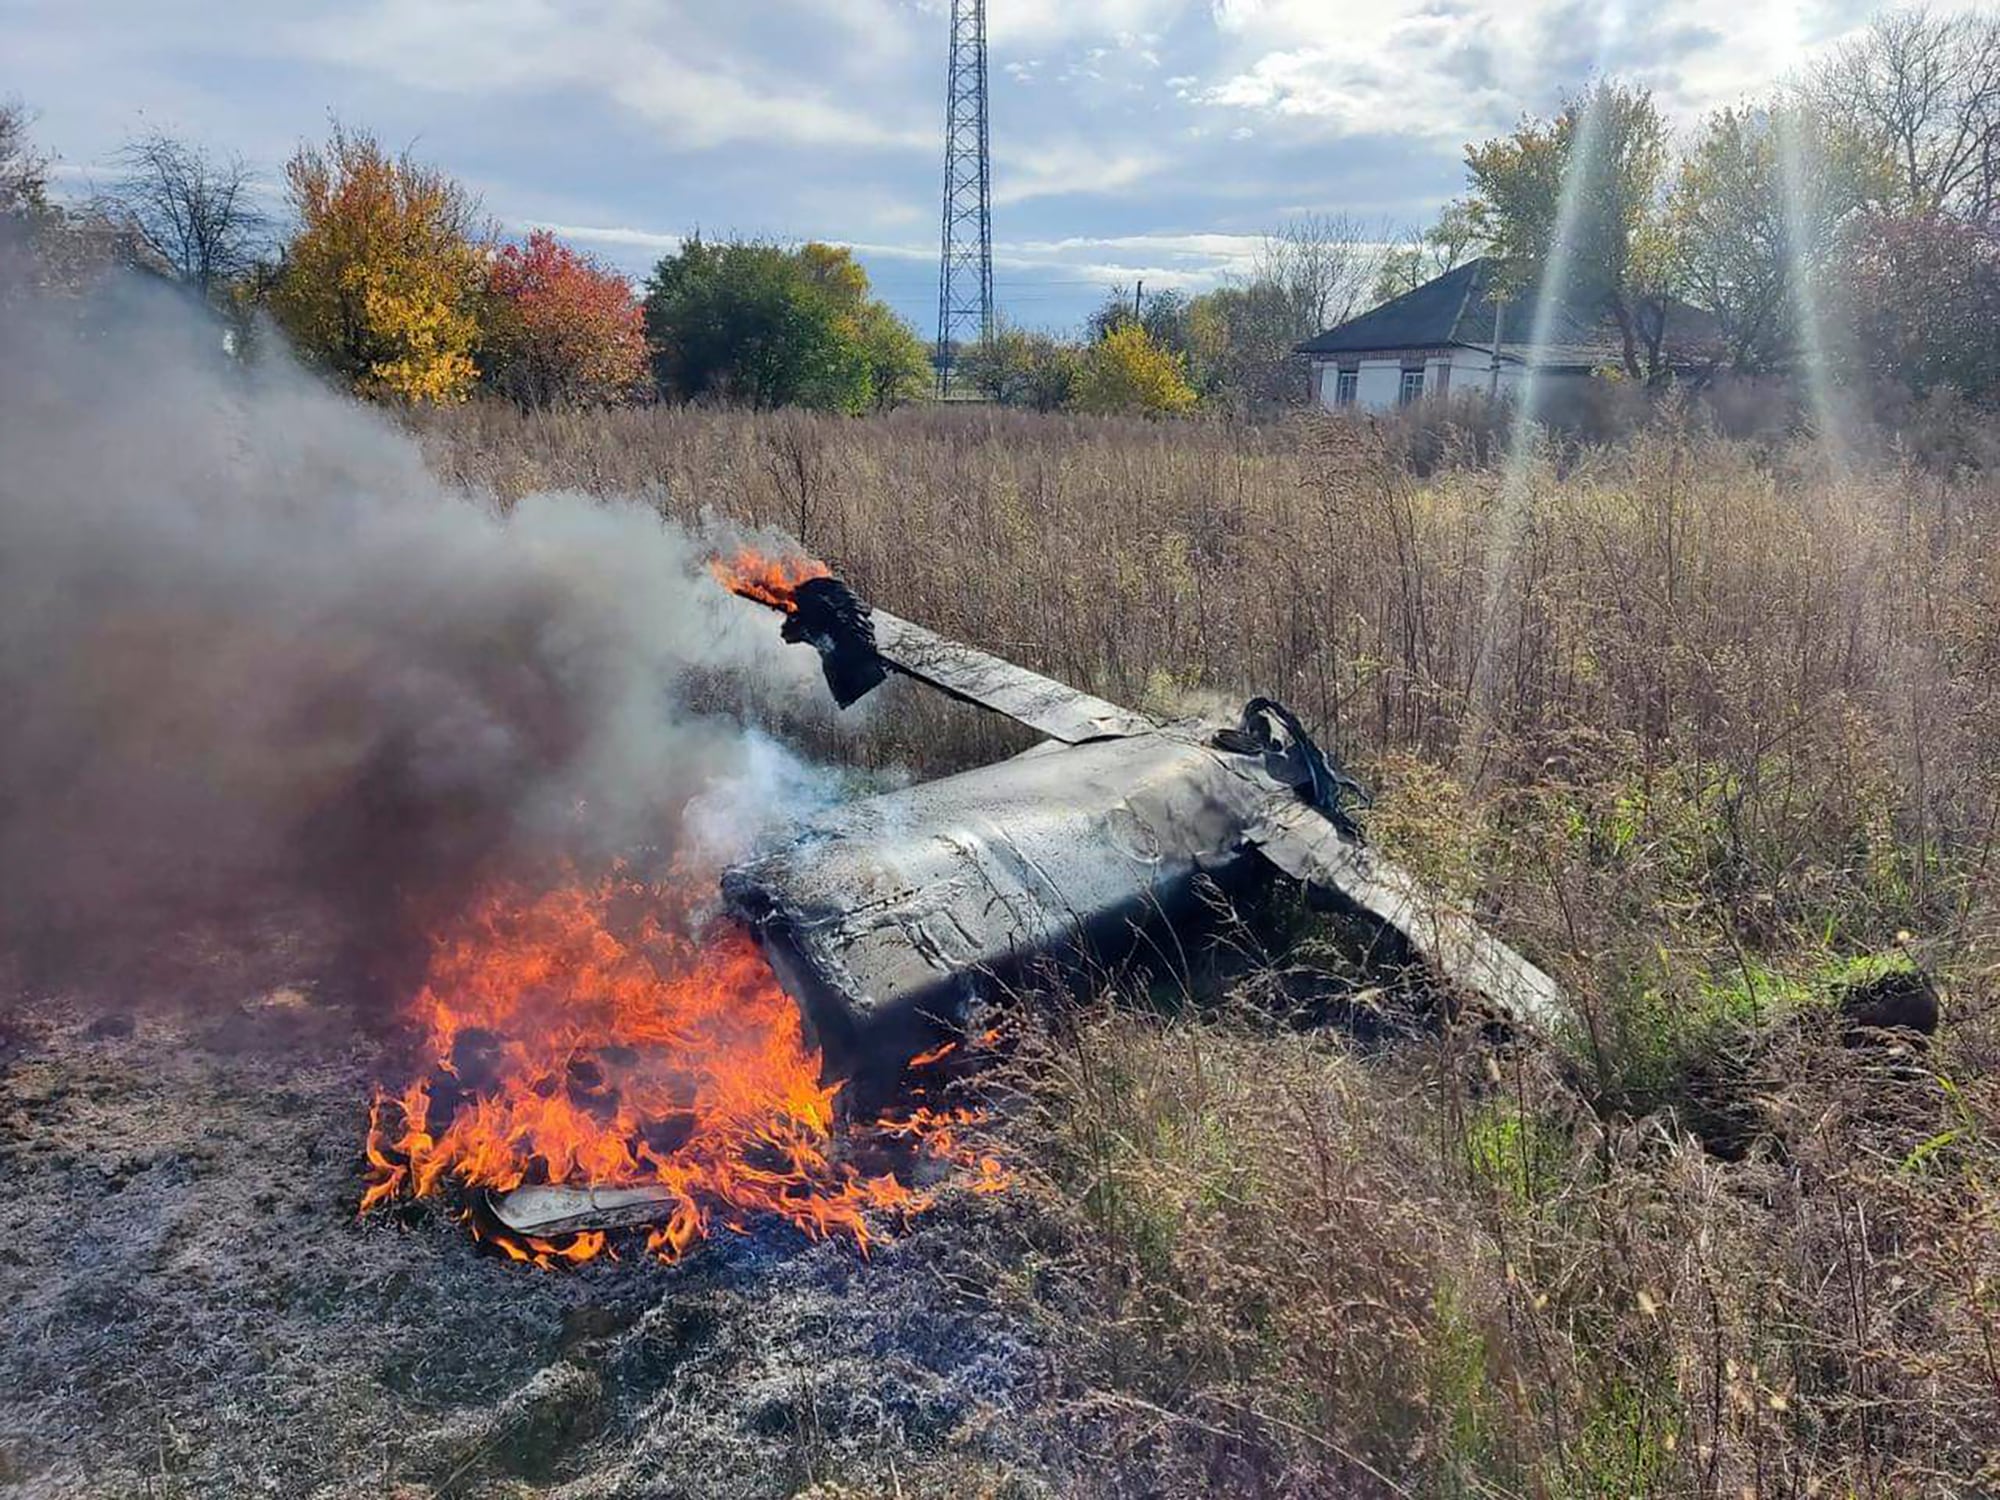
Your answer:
[0,911,1065,1499]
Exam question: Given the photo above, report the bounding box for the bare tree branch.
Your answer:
[1254,212,1386,337]
[99,130,268,296]
[0,96,51,219]
[1808,8,2000,223]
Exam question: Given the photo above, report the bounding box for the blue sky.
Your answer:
[0,0,1924,334]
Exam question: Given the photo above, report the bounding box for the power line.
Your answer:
[935,0,993,395]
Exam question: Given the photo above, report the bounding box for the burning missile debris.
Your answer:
[475,550,1564,1246]
[363,873,1001,1266]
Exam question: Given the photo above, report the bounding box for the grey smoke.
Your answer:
[0,278,834,979]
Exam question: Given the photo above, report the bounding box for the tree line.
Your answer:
[4,4,1994,417]
[0,114,931,412]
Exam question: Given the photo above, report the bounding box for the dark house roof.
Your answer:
[1295,257,1720,369]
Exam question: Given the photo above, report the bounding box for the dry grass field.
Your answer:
[6,379,1996,1498]
[408,397,2000,1498]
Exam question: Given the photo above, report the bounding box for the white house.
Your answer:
[1297,257,1720,413]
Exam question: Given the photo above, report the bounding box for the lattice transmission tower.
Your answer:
[934,0,993,396]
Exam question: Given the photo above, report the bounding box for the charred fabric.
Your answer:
[493,569,1562,1241]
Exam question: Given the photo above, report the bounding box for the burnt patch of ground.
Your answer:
[0,916,1065,1499]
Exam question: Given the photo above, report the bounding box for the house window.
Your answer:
[1334,368,1359,407]
[1399,367,1426,405]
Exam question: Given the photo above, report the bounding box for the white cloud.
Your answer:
[1209,0,1266,32]
[990,230,1275,300]
[786,227,1270,299]
[1007,259,1219,290]
[993,141,1170,205]
[14,0,1979,337]
[1004,231,1264,264]
[526,222,684,254]
[986,0,1185,49]
[283,0,931,153]
[1190,0,1960,143]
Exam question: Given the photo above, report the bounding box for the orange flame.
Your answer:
[708,547,830,613]
[360,868,1001,1266]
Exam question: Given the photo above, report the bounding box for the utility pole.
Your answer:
[935,0,993,397]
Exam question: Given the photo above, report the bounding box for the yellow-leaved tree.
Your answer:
[1074,322,1198,416]
[271,127,486,403]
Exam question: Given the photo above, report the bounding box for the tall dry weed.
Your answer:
[412,398,2000,1496]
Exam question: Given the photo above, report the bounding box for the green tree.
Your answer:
[797,243,930,409]
[1089,285,1213,382]
[1425,200,1480,276]
[962,321,1082,411]
[1372,246,1426,305]
[1670,103,1887,373]
[1086,284,1141,343]
[1372,200,1480,304]
[962,321,1034,404]
[1147,212,1384,413]
[1020,336,1085,412]
[797,240,872,307]
[1182,280,1302,410]
[642,237,922,413]
[642,237,867,412]
[1465,82,1679,381]
[1074,322,1198,416]
[849,298,931,410]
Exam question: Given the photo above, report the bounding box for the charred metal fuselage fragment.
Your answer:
[719,566,1566,1070]
[723,729,1277,1079]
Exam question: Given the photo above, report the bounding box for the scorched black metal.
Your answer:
[727,573,1562,1074]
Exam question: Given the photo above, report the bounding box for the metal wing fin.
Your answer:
[733,568,1153,744]
[1245,798,1567,1031]
[867,607,1154,744]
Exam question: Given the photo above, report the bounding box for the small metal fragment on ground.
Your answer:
[491,1184,686,1238]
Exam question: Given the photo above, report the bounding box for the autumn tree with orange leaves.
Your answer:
[271,127,486,403]
[482,230,648,407]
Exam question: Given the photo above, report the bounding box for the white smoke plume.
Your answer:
[0,277,834,985]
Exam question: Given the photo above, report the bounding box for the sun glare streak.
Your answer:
[1768,7,1852,478]
[1461,1,1627,779]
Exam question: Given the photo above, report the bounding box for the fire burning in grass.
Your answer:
[361,868,1003,1268]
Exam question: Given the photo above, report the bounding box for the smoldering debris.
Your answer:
[0,973,1053,1498]
[0,280,833,980]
